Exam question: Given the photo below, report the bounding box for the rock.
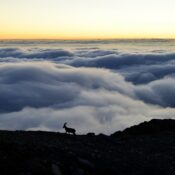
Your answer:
[98,133,108,138]
[72,168,86,175]
[77,158,94,170]
[86,132,95,137]
[52,164,62,175]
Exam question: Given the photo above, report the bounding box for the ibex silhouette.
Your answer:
[63,122,76,135]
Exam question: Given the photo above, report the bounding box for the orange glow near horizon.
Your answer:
[0,0,175,40]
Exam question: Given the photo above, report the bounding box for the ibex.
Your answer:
[63,122,76,135]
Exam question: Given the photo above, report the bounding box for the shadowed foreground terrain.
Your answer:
[1,119,175,175]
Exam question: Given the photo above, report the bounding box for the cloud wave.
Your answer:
[1,47,175,85]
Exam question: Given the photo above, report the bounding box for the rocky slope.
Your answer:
[1,119,175,175]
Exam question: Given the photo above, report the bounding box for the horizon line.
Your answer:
[1,38,175,41]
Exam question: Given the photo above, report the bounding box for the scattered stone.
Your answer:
[52,164,62,175]
[86,133,95,137]
[77,158,94,170]
[71,168,87,175]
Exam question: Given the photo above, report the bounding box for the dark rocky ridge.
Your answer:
[1,119,175,175]
[111,118,175,137]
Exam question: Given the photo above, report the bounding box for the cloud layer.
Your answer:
[0,45,175,134]
[1,47,175,85]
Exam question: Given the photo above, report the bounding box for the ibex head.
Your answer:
[63,122,67,128]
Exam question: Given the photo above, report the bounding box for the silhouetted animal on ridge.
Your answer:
[63,123,76,135]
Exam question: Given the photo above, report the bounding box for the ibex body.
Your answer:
[63,123,76,135]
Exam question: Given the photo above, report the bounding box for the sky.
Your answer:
[0,0,175,39]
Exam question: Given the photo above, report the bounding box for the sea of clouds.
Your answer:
[0,44,175,134]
